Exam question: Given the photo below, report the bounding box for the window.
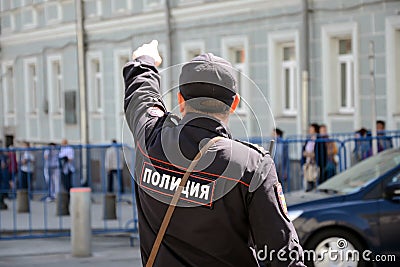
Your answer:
[112,0,131,13]
[88,56,103,113]
[85,0,102,18]
[1,12,15,32]
[338,38,354,111]
[114,49,131,142]
[282,45,297,114]
[24,60,39,113]
[24,58,40,140]
[48,57,63,113]
[229,47,245,111]
[221,37,250,136]
[268,31,300,136]
[2,64,15,115]
[45,2,62,24]
[115,51,130,115]
[222,37,248,114]
[144,0,164,10]
[186,48,202,60]
[322,23,358,124]
[385,16,400,129]
[1,0,13,11]
[21,0,37,28]
[181,41,205,62]
[157,44,173,110]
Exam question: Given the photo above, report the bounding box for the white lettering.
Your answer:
[159,174,170,189]
[181,181,190,198]
[189,182,200,198]
[151,172,160,186]
[199,185,210,200]
[257,245,268,261]
[277,249,286,262]
[169,176,181,191]
[143,168,152,183]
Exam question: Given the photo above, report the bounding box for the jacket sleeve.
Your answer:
[123,55,167,143]
[247,156,305,267]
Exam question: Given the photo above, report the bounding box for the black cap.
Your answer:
[179,53,238,108]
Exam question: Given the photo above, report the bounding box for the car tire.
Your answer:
[304,228,372,267]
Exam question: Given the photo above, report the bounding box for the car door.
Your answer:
[378,171,400,259]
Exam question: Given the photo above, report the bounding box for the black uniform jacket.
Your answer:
[124,55,305,267]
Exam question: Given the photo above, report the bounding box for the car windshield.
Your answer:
[318,148,400,194]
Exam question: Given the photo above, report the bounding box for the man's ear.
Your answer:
[177,92,185,114]
[230,94,240,113]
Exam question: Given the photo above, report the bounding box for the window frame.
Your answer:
[111,0,132,14]
[0,0,13,11]
[143,0,164,11]
[385,16,400,129]
[2,61,16,117]
[21,0,37,29]
[85,0,102,18]
[45,1,62,25]
[24,57,39,115]
[113,48,131,141]
[0,10,15,32]
[321,23,359,127]
[268,30,300,121]
[47,55,64,115]
[221,36,249,116]
[338,51,354,113]
[181,40,205,62]
[281,43,297,115]
[87,52,104,114]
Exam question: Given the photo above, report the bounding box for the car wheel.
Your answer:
[305,229,371,267]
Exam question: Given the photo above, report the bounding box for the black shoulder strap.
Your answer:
[234,139,269,156]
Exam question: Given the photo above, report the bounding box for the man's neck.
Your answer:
[183,111,229,125]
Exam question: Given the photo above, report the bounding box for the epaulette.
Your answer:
[164,112,181,127]
[234,139,269,156]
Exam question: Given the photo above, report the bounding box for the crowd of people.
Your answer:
[273,120,394,192]
[0,139,75,209]
[0,139,127,210]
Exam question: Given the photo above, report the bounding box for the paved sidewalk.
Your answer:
[0,234,142,267]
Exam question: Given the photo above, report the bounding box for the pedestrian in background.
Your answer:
[105,139,124,194]
[302,123,327,191]
[0,150,8,209]
[319,124,338,180]
[59,139,74,193]
[44,143,60,201]
[20,141,35,191]
[272,128,289,187]
[352,128,371,165]
[7,144,18,198]
[376,120,392,152]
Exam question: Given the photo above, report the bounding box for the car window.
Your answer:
[364,170,400,200]
[318,148,400,194]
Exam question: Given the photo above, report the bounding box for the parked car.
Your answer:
[287,148,400,267]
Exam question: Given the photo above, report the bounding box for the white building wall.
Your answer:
[0,0,399,146]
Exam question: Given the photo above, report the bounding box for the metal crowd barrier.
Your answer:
[251,131,400,192]
[0,143,138,240]
[0,131,399,240]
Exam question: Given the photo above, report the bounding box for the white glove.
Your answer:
[132,40,162,67]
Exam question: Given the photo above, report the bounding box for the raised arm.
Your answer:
[124,40,166,142]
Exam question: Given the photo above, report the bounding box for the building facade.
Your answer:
[1,0,399,146]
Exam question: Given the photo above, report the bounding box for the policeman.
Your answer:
[124,40,305,267]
